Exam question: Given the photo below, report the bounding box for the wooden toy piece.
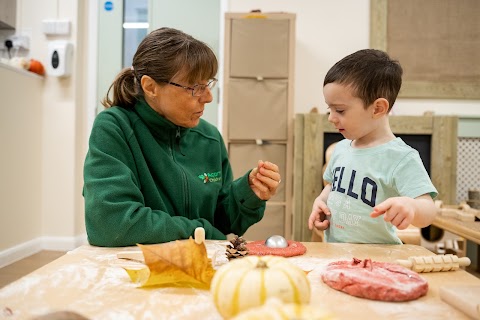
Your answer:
[440,208,475,221]
[466,199,480,211]
[396,225,421,245]
[395,254,471,273]
[194,227,206,244]
[435,200,476,221]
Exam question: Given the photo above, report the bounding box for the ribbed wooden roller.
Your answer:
[395,254,471,273]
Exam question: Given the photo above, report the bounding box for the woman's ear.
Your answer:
[372,98,390,118]
[141,75,157,99]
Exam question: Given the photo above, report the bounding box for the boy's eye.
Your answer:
[336,110,344,114]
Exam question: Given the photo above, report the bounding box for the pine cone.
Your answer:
[226,236,249,260]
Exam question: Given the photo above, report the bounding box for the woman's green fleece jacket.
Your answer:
[83,99,265,247]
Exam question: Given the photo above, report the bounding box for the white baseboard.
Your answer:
[41,234,88,251]
[0,238,43,269]
[0,234,88,269]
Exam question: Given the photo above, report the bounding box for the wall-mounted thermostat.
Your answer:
[47,41,73,77]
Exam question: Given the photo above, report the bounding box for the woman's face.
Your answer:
[148,74,214,128]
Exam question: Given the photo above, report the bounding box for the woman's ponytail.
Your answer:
[101,67,139,108]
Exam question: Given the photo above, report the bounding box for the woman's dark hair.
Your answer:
[324,49,403,111]
[102,27,218,108]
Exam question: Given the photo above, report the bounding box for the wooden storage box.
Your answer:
[243,204,285,240]
[228,78,288,140]
[230,18,290,78]
[229,143,286,202]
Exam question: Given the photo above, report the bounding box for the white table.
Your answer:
[1,242,479,319]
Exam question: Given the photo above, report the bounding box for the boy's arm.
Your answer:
[317,183,331,203]
[370,194,437,230]
[410,194,438,227]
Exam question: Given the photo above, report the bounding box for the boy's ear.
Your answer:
[372,98,390,118]
[141,75,157,98]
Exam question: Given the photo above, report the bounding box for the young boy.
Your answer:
[308,49,438,244]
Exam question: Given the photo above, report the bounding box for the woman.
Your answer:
[83,27,281,247]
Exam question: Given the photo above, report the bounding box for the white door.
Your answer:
[96,0,123,116]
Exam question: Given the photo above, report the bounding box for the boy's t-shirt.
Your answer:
[323,138,438,244]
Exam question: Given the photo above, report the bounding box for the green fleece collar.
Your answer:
[134,98,190,139]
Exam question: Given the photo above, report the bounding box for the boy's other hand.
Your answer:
[370,197,415,230]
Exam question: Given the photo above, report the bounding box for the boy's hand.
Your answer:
[308,196,331,231]
[248,160,281,200]
[370,197,415,230]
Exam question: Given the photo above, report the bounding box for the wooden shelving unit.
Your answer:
[223,12,296,240]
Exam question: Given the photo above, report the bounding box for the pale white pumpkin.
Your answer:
[210,255,311,319]
[231,298,334,320]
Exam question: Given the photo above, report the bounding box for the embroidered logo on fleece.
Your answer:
[198,171,222,183]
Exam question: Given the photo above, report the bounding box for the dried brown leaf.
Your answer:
[124,238,215,289]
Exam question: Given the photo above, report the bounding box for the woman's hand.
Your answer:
[248,160,281,200]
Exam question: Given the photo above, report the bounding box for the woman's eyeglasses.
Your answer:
[163,78,217,97]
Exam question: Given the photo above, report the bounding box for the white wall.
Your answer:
[0,65,43,251]
[227,0,480,117]
[0,0,88,266]
[19,0,86,241]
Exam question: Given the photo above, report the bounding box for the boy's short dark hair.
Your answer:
[324,49,403,111]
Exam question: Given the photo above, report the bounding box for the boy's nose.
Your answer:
[327,112,336,123]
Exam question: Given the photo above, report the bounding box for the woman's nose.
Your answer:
[199,87,214,103]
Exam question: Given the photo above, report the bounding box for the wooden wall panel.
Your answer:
[370,0,480,99]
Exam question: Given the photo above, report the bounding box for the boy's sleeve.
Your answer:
[393,152,438,199]
[323,141,344,183]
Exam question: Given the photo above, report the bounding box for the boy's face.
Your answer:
[324,82,377,143]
